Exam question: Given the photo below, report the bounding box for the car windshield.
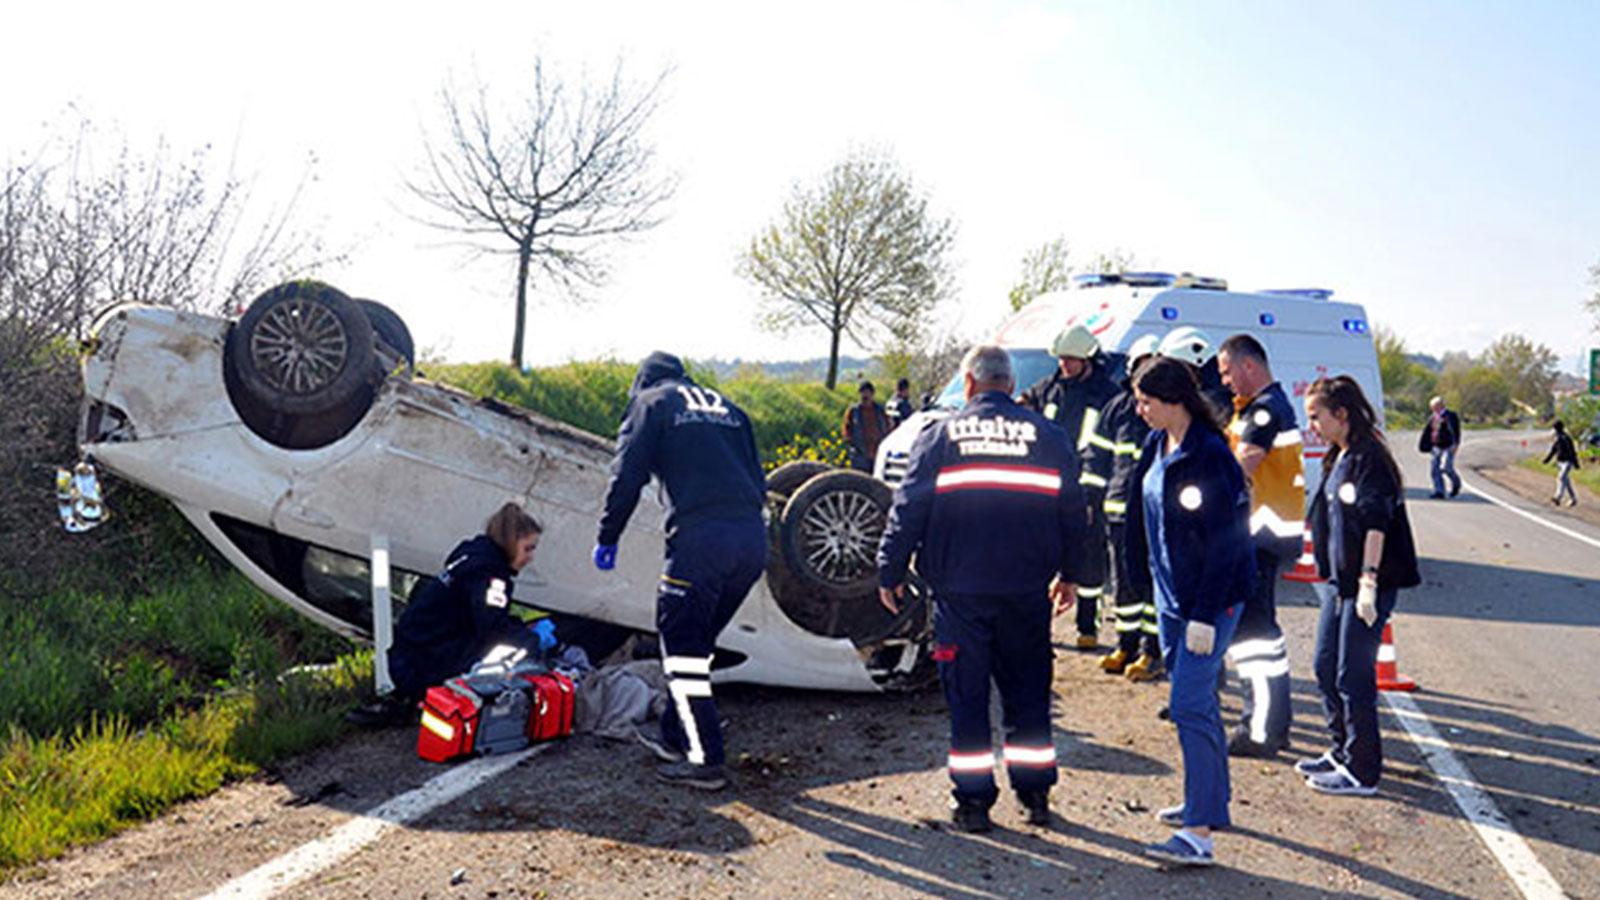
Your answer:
[932,349,1128,409]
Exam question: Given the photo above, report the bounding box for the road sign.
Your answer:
[1591,349,1600,394]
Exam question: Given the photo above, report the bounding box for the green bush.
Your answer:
[427,359,857,463]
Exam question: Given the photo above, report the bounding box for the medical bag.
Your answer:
[521,671,575,742]
[417,646,545,763]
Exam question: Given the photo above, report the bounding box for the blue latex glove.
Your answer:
[593,543,617,571]
[530,618,558,652]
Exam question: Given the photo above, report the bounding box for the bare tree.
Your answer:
[739,152,956,390]
[408,61,676,369]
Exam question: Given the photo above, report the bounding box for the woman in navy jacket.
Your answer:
[1301,376,1420,795]
[1123,357,1254,867]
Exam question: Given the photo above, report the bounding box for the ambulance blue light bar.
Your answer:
[1342,319,1368,334]
[1261,288,1333,301]
[1072,271,1179,288]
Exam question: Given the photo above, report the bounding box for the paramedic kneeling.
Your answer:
[1123,357,1255,867]
[595,351,767,792]
[877,345,1091,834]
[348,503,549,727]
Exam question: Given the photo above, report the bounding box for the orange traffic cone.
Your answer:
[1376,623,1418,692]
[1281,530,1320,583]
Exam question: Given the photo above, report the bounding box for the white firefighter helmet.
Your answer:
[1050,324,1100,359]
[1158,326,1215,367]
[1124,333,1161,366]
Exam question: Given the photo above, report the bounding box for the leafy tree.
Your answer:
[409,60,676,369]
[1007,237,1073,311]
[1483,333,1558,415]
[1438,361,1511,422]
[740,152,954,390]
[1586,259,1600,331]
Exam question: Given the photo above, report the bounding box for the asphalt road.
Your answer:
[4,430,1596,899]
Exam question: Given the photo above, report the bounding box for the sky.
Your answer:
[4,0,1598,373]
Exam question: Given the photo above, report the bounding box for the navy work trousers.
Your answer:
[1228,549,1292,748]
[1312,583,1397,787]
[934,591,1058,806]
[656,517,766,768]
[1159,604,1240,829]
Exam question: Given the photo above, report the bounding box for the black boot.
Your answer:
[952,798,993,833]
[1018,791,1051,827]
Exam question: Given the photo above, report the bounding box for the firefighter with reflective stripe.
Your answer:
[1087,334,1163,680]
[1217,334,1303,758]
[878,345,1092,833]
[1022,323,1118,648]
[594,351,767,791]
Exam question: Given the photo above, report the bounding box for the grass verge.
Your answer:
[0,568,366,873]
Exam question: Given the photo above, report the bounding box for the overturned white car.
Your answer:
[78,282,928,692]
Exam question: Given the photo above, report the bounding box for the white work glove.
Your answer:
[1185,620,1216,656]
[1356,579,1379,627]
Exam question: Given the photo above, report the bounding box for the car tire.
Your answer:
[356,298,415,374]
[779,469,891,601]
[764,460,832,498]
[228,280,378,417]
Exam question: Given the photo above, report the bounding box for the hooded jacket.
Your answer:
[598,352,765,545]
[1123,425,1256,625]
[388,535,536,696]
[877,390,1091,597]
[1309,441,1421,598]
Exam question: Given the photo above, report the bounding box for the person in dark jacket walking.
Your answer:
[878,345,1092,833]
[1122,357,1254,867]
[1418,396,1462,498]
[844,381,892,472]
[1301,376,1421,796]
[595,351,768,791]
[1087,334,1161,680]
[1024,324,1120,648]
[1545,420,1581,506]
[346,503,549,727]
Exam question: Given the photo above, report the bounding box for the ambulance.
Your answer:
[874,272,1384,494]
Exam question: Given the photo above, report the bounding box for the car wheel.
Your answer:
[779,469,890,601]
[228,280,378,417]
[764,460,831,498]
[356,298,415,375]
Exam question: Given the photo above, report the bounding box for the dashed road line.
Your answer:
[1384,692,1567,899]
[201,745,547,900]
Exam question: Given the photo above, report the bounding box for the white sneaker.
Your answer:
[1306,766,1376,796]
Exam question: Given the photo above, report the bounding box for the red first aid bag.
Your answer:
[417,681,481,763]
[522,671,575,742]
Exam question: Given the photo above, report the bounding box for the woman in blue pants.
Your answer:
[1123,357,1255,867]
[1301,376,1420,795]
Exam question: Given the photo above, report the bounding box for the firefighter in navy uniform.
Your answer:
[1086,334,1163,680]
[1216,334,1304,757]
[1022,324,1119,649]
[878,345,1092,833]
[594,352,767,791]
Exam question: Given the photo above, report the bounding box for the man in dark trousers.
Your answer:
[1024,324,1119,648]
[594,352,767,791]
[1419,396,1462,498]
[887,377,915,428]
[878,345,1091,833]
[1086,334,1162,680]
[844,381,891,471]
[1216,334,1303,757]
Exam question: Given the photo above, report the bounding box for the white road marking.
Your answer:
[1384,693,1568,899]
[1460,475,1600,552]
[201,745,547,900]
